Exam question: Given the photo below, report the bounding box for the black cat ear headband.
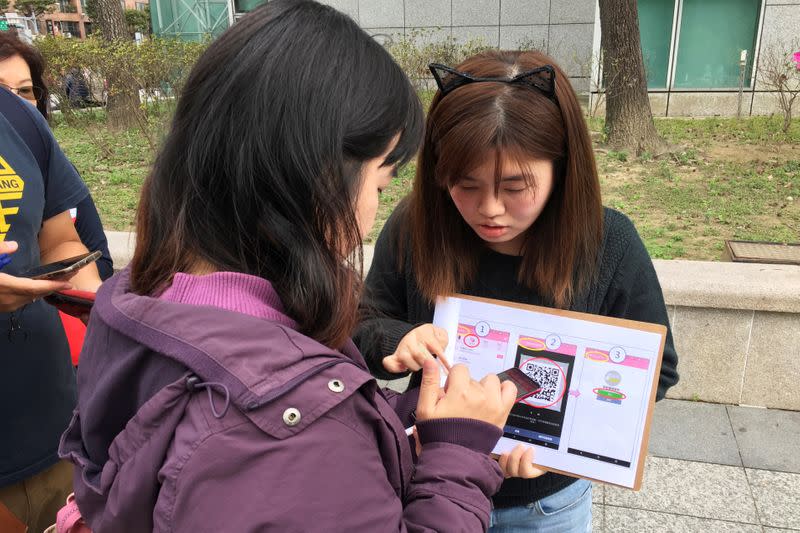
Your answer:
[428,62,557,102]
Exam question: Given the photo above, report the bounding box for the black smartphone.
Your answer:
[498,367,542,402]
[23,251,102,281]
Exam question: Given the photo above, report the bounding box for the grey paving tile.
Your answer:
[668,307,752,405]
[360,0,403,28]
[592,481,604,504]
[763,529,800,533]
[730,406,800,473]
[500,0,549,25]
[499,24,548,50]
[547,23,595,77]
[746,469,800,530]
[740,312,800,410]
[548,0,596,24]
[452,0,499,26]
[592,503,604,532]
[647,400,741,466]
[451,25,499,47]
[405,0,450,27]
[605,457,759,524]
[603,506,763,533]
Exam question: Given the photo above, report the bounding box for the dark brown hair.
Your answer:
[131,0,422,348]
[0,33,50,118]
[407,49,603,308]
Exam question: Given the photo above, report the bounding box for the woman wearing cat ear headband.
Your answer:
[356,49,679,532]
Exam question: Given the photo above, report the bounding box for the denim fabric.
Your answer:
[489,479,592,532]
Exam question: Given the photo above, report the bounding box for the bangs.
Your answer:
[435,135,544,192]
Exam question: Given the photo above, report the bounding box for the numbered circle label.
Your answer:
[609,346,626,363]
[474,322,491,337]
[545,334,562,351]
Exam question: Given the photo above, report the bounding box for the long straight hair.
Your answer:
[131,0,423,347]
[407,49,602,308]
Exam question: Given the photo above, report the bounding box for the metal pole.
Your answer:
[738,50,748,118]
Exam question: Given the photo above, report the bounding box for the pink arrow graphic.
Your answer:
[569,389,581,398]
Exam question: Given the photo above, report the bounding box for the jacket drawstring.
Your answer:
[185,375,231,419]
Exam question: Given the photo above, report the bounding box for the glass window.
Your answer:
[234,0,266,13]
[638,0,675,88]
[62,21,80,36]
[673,0,760,89]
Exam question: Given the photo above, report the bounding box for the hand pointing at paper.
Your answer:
[383,324,449,373]
[415,359,518,430]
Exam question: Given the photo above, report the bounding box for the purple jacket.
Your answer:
[60,269,504,532]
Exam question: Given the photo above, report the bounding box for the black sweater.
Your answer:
[354,206,679,509]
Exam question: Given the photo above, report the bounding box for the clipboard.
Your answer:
[433,294,666,490]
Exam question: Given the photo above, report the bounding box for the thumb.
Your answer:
[416,358,441,420]
[0,241,18,255]
[500,380,518,412]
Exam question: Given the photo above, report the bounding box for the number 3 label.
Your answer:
[609,346,626,363]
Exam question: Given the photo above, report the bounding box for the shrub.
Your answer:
[385,28,492,91]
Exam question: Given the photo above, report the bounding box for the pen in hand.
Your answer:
[433,353,451,375]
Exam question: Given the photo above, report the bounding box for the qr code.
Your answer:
[522,361,561,403]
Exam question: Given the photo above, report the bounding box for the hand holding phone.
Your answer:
[22,251,101,281]
[1,241,75,312]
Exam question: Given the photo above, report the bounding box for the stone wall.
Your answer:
[318,0,596,94]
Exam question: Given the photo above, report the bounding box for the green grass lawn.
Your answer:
[54,112,154,231]
[53,114,800,261]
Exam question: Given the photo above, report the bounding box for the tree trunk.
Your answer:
[599,0,664,154]
[94,0,137,129]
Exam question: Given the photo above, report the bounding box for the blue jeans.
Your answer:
[489,479,592,532]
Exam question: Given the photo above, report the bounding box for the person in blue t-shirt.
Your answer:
[0,33,113,279]
[0,86,102,533]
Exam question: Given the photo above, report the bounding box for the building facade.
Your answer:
[3,0,149,40]
[621,0,800,117]
[149,0,800,117]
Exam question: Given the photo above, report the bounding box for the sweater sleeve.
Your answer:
[601,216,679,400]
[354,210,417,380]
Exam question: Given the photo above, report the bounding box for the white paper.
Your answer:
[433,295,665,489]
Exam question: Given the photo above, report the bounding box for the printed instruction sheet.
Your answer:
[433,295,666,489]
